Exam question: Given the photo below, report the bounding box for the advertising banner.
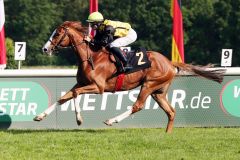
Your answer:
[0,71,240,129]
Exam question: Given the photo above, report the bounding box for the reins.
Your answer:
[85,42,95,70]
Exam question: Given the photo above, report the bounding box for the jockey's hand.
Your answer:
[84,35,91,42]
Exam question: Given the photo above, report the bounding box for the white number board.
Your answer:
[14,42,26,61]
[221,49,232,67]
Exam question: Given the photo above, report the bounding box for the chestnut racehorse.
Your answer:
[34,21,225,133]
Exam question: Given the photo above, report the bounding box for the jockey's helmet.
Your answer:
[87,12,104,22]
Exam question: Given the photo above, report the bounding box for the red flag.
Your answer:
[0,0,6,69]
[171,0,185,63]
[90,0,98,13]
[89,0,98,37]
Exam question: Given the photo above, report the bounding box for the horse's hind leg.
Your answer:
[34,84,80,121]
[104,86,152,125]
[151,85,175,133]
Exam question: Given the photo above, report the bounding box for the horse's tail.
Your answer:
[172,62,226,83]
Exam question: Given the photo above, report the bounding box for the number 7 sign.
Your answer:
[14,42,26,61]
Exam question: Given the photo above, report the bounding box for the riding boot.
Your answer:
[109,47,133,72]
[112,54,125,73]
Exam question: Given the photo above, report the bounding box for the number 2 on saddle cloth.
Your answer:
[112,47,151,91]
[113,47,151,76]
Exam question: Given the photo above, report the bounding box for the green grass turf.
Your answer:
[0,128,240,160]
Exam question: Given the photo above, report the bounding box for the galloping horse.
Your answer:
[34,21,225,133]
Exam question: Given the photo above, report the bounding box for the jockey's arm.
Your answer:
[83,35,99,47]
[83,34,103,51]
[84,27,114,48]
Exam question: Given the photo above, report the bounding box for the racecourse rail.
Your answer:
[0,67,240,129]
[0,67,239,77]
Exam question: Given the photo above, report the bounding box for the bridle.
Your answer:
[49,25,94,69]
[49,26,85,51]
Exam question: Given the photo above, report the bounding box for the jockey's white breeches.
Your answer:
[109,28,137,48]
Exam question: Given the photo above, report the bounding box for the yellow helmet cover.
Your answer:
[87,12,104,22]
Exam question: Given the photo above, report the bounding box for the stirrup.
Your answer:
[117,66,125,73]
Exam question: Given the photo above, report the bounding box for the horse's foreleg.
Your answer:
[34,82,102,122]
[74,83,104,95]
[74,97,83,125]
[104,87,151,125]
[151,93,175,133]
[34,84,79,121]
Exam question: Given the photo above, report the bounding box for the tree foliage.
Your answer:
[4,0,240,66]
[5,38,17,69]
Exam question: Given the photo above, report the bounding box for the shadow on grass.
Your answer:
[0,127,153,134]
[0,128,125,134]
[0,112,12,129]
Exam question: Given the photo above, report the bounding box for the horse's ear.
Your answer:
[62,21,87,34]
[62,21,82,29]
[72,22,83,30]
[62,21,71,26]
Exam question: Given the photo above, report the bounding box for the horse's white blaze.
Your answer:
[42,29,56,55]
[43,41,52,55]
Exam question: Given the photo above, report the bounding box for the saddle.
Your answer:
[108,47,151,92]
[110,47,151,76]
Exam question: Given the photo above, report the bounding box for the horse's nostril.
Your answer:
[43,48,48,52]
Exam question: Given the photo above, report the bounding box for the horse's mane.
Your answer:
[62,21,88,35]
[61,21,102,51]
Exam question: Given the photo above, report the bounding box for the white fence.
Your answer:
[0,67,239,77]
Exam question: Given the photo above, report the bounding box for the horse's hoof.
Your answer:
[76,114,83,126]
[33,113,46,121]
[76,119,83,126]
[33,116,43,121]
[103,120,112,126]
[77,121,81,126]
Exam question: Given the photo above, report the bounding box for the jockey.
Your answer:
[85,11,137,73]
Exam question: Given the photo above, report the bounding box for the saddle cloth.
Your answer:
[112,47,151,92]
[123,47,151,74]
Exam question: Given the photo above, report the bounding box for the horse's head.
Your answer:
[42,21,86,56]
